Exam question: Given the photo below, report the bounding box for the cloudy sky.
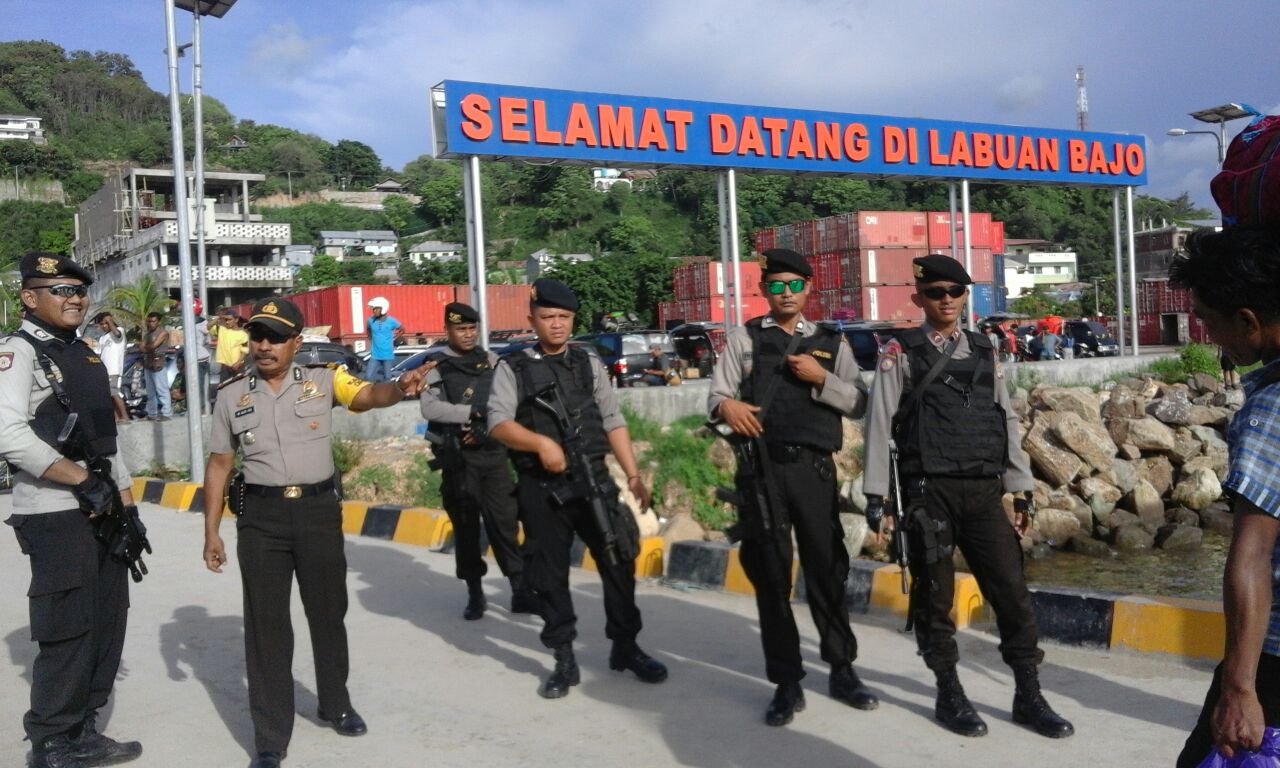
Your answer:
[3,0,1275,209]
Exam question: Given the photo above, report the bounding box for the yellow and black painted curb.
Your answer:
[131,477,665,579]
[133,478,1226,661]
[666,540,1226,662]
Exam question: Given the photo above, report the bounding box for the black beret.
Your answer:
[913,254,972,285]
[761,248,812,278]
[245,297,304,337]
[530,278,579,312]
[444,302,479,325]
[20,251,93,285]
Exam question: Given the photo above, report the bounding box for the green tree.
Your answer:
[1009,287,1061,318]
[326,139,382,188]
[106,274,172,332]
[538,168,598,231]
[382,195,413,236]
[605,216,660,255]
[296,254,342,288]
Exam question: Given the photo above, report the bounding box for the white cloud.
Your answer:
[995,75,1046,113]
[247,21,325,83]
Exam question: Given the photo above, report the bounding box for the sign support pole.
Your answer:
[726,169,743,328]
[961,179,974,329]
[716,174,731,326]
[1126,185,1140,357]
[462,156,488,348]
[1112,190,1126,351]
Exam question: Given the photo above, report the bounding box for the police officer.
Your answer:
[862,254,1074,739]
[0,252,142,768]
[201,298,428,768]
[488,278,667,699]
[708,248,878,727]
[420,302,536,620]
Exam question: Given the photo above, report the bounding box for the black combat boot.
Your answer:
[828,664,879,710]
[538,644,580,699]
[1012,664,1074,738]
[69,715,142,765]
[935,667,988,737]
[463,579,486,621]
[764,682,806,727]
[609,641,668,683]
[29,734,86,768]
[509,578,540,615]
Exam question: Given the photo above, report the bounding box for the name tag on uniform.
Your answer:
[811,349,832,360]
[235,406,255,418]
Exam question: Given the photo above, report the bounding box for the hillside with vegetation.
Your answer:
[0,39,1213,324]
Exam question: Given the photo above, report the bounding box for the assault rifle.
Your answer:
[59,413,152,582]
[532,386,621,567]
[886,438,910,595]
[711,425,783,544]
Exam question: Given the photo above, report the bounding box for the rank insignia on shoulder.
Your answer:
[811,349,832,360]
[0,352,12,371]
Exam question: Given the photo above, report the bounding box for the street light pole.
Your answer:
[1166,128,1225,167]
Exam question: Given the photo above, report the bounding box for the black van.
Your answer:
[1064,320,1120,357]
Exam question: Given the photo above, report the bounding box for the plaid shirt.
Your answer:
[1223,357,1280,655]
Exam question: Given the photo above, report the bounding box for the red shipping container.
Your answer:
[861,285,923,323]
[453,284,534,332]
[855,248,929,284]
[794,220,818,255]
[807,252,853,292]
[853,211,929,248]
[927,212,993,250]
[815,213,858,252]
[805,289,861,321]
[992,221,1005,256]
[673,261,763,300]
[753,229,777,253]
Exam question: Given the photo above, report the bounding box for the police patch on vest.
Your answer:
[811,349,832,360]
[0,352,12,371]
[235,406,255,417]
[86,356,101,365]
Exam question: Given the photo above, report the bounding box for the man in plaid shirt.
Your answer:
[1173,227,1280,766]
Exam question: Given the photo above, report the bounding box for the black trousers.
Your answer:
[737,446,857,685]
[1177,654,1280,768]
[441,450,523,584]
[7,509,129,744]
[905,475,1042,672]
[236,494,351,754]
[516,473,641,650]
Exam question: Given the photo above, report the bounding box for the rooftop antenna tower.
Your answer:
[1075,66,1088,131]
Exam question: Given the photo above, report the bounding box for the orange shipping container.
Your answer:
[453,284,534,332]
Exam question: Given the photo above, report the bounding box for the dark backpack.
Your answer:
[1212,112,1280,229]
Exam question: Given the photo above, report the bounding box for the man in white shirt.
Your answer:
[93,312,129,423]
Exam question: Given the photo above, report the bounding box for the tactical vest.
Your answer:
[740,318,843,453]
[428,348,501,452]
[21,330,118,462]
[508,346,609,472]
[893,328,1007,478]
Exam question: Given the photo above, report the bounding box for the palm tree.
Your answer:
[106,275,173,335]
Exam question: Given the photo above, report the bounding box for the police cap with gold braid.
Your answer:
[912,253,973,285]
[530,278,579,312]
[245,297,304,337]
[760,248,812,279]
[20,251,94,286]
[444,302,480,325]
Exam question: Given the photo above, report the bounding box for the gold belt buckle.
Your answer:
[283,486,302,499]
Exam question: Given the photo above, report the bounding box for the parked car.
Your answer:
[1063,320,1120,357]
[669,323,724,379]
[573,331,675,387]
[297,341,365,372]
[819,320,910,371]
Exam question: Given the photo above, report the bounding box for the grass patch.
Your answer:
[640,413,736,530]
[332,435,365,475]
[406,454,444,508]
[143,462,190,481]
[622,404,664,443]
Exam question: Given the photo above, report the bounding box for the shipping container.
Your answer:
[855,248,929,285]
[672,261,763,300]
[861,285,922,323]
[753,229,777,253]
[1136,278,1193,315]
[806,289,861,321]
[658,294,771,325]
[453,284,534,332]
[815,213,857,252]
[992,221,1005,256]
[927,211,993,250]
[969,283,997,322]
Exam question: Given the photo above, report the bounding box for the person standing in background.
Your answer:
[93,311,130,423]
[139,312,172,421]
[364,297,402,383]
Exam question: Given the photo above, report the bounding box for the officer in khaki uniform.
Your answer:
[708,248,878,727]
[201,298,428,768]
[1,252,143,768]
[420,302,535,620]
[488,279,667,699]
[863,254,1073,739]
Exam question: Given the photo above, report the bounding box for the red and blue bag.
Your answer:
[1212,111,1280,229]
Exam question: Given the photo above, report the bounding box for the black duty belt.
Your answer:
[244,478,336,500]
[765,442,825,464]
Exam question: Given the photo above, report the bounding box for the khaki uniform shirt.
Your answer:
[707,314,866,420]
[209,363,369,486]
[862,324,1034,497]
[487,346,626,434]
[420,347,501,425]
[0,319,131,514]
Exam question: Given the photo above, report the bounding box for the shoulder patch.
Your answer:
[882,339,903,357]
[0,352,13,371]
[880,355,897,372]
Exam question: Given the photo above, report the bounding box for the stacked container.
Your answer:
[659,260,768,327]
[1135,278,1212,346]
[925,211,1000,322]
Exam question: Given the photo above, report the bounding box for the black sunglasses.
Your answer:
[31,284,89,299]
[765,279,807,295]
[248,327,293,344]
[920,285,967,300]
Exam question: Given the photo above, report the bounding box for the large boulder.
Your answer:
[1212,389,1246,408]
[1187,406,1223,426]
[1171,467,1224,511]
[1071,534,1114,558]
[1078,476,1123,521]
[1168,428,1204,466]
[707,437,737,473]
[1156,524,1204,552]
[839,513,869,559]
[1024,419,1084,488]
[1183,454,1228,482]
[841,475,868,514]
[1033,508,1082,547]
[1103,388,1147,420]
[1114,524,1156,552]
[1052,413,1118,472]
[1137,456,1175,496]
[1109,457,1140,494]
[1127,417,1177,452]
[1189,426,1229,461]
[1119,443,1143,460]
[1036,387,1103,423]
[1147,390,1192,425]
[1200,503,1234,536]
[1168,507,1202,527]
[1190,372,1224,395]
[1124,479,1166,527]
[1107,509,1142,529]
[659,513,706,550]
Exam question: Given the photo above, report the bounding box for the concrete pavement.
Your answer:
[0,501,1215,767]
